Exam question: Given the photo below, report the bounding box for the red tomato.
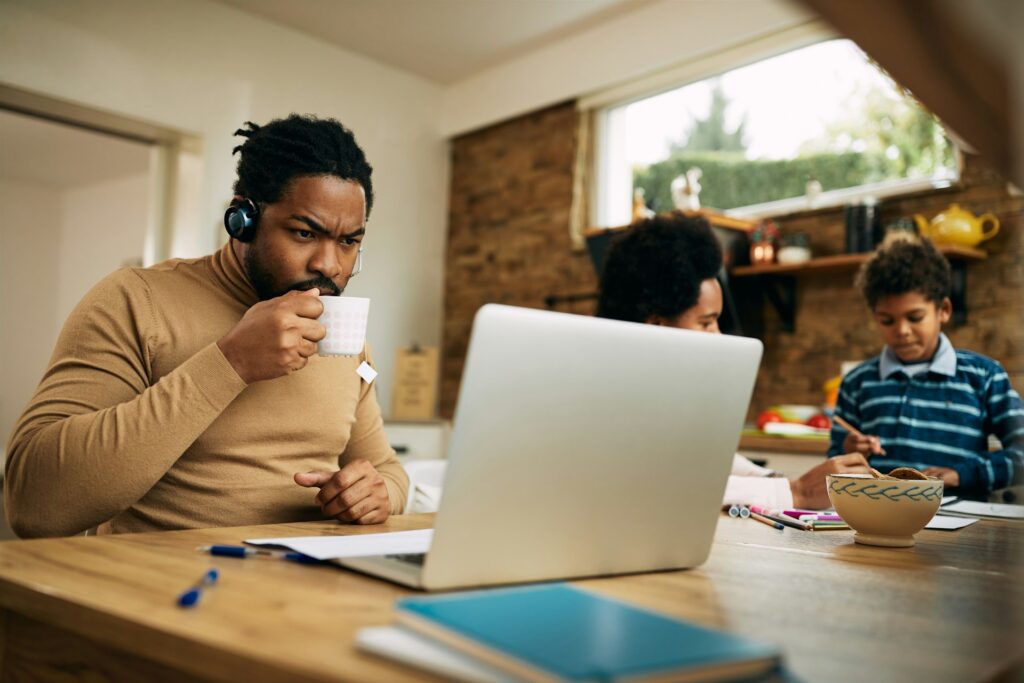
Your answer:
[756,410,784,431]
[806,414,831,430]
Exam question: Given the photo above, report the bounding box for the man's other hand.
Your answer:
[791,453,873,509]
[294,459,391,524]
[217,289,325,383]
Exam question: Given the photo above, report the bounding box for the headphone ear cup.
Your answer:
[224,199,258,242]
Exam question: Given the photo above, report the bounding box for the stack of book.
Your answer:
[356,583,781,682]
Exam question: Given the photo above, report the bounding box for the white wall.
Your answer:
[0,180,61,454]
[0,0,449,414]
[0,171,151,460]
[440,0,814,136]
[58,173,151,323]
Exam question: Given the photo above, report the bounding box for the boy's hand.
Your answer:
[843,432,886,457]
[791,453,873,509]
[922,467,960,488]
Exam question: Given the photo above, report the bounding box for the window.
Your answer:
[593,39,958,226]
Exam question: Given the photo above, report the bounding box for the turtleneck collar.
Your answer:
[208,240,259,307]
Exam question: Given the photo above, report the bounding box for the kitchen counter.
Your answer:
[738,433,829,455]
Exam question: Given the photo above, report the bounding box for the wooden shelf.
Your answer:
[728,244,987,331]
[731,244,986,277]
[583,209,756,238]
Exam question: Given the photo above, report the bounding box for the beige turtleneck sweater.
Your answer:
[5,243,408,537]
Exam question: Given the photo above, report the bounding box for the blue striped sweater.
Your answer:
[828,335,1024,497]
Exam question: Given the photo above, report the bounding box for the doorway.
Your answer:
[0,86,201,538]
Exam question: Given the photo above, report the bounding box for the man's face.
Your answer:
[648,278,723,334]
[242,175,366,300]
[872,291,951,363]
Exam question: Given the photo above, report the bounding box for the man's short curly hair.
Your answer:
[231,114,374,216]
[597,213,722,323]
[856,234,951,309]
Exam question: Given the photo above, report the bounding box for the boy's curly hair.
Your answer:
[597,212,722,323]
[856,233,951,309]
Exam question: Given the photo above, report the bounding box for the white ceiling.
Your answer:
[0,109,152,190]
[212,0,652,84]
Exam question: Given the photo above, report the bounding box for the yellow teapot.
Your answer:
[914,204,999,247]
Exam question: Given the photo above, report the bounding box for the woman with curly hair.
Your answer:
[597,213,872,509]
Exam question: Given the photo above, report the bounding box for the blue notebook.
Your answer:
[395,583,780,682]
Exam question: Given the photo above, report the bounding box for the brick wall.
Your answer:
[441,102,597,417]
[442,104,1024,419]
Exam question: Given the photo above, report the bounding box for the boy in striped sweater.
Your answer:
[829,235,1024,498]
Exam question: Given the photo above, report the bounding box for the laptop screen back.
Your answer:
[422,304,762,590]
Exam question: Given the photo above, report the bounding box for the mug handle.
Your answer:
[979,214,1000,241]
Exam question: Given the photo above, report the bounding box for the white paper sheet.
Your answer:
[940,501,1024,520]
[357,626,518,683]
[245,528,433,560]
[925,515,979,530]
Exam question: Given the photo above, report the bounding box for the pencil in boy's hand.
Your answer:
[833,414,886,456]
[832,414,860,436]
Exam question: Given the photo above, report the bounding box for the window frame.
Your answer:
[585,23,961,226]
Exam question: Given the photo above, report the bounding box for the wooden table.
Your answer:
[1,514,1021,683]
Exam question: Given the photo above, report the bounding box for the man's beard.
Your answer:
[244,242,342,300]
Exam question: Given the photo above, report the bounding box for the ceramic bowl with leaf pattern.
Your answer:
[827,473,943,547]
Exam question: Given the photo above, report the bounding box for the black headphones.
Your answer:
[224,198,259,242]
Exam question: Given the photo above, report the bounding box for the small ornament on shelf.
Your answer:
[631,187,655,222]
[804,176,822,209]
[777,232,811,264]
[670,167,702,212]
[749,219,780,265]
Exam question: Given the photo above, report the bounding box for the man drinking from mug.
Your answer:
[5,115,408,538]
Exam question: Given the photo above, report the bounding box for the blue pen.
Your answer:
[177,568,219,608]
[198,545,323,564]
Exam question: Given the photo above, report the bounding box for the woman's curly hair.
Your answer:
[597,212,722,323]
[856,233,951,308]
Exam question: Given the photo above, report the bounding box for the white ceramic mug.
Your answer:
[317,296,370,356]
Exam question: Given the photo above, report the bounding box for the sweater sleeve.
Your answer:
[337,346,409,515]
[4,270,248,538]
[829,373,863,456]
[973,367,1024,493]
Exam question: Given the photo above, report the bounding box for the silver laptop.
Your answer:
[337,304,762,590]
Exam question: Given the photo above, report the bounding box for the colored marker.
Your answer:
[749,511,785,530]
[798,514,844,522]
[728,505,741,518]
[780,508,821,519]
[177,568,218,608]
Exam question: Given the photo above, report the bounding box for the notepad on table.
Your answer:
[379,583,780,683]
[940,500,1024,520]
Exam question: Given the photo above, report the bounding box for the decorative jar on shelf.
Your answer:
[777,232,811,265]
[749,219,780,265]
